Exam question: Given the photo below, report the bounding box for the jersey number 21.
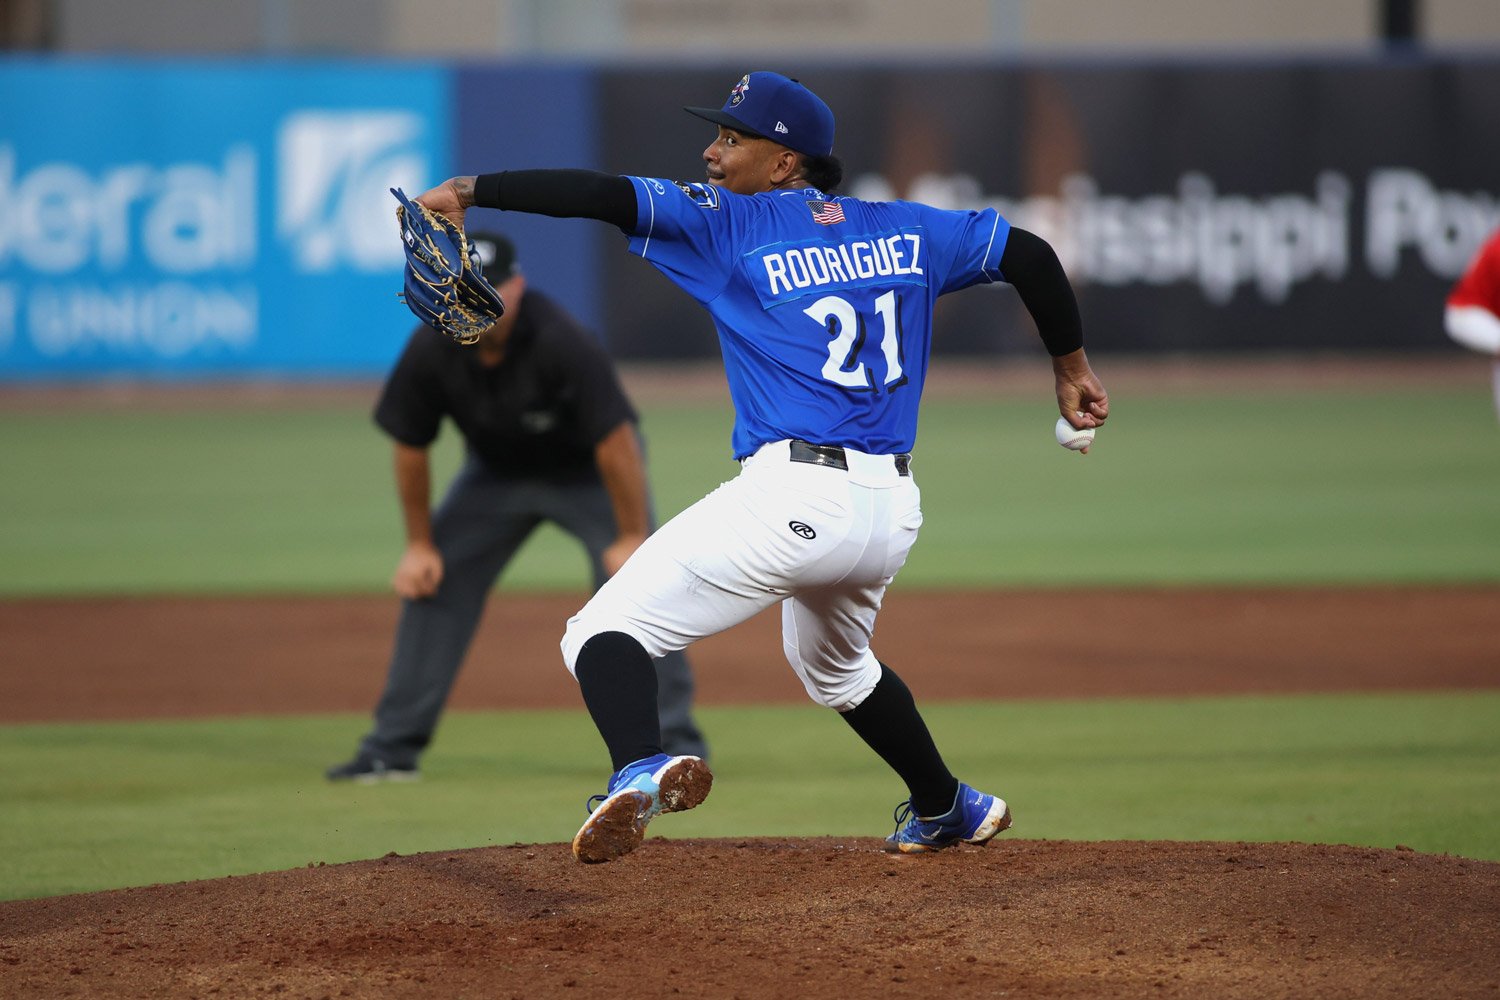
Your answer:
[804,290,908,393]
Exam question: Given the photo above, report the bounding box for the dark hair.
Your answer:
[800,153,843,194]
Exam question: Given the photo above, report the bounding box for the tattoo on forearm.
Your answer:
[454,176,476,209]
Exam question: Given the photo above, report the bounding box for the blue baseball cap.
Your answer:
[685,72,835,157]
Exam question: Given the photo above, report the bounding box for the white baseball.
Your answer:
[1054,416,1096,451]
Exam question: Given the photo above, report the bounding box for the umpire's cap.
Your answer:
[685,71,835,158]
[467,231,519,281]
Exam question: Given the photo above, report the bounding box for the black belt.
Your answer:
[788,439,911,477]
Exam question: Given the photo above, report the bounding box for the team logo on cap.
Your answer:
[729,74,750,106]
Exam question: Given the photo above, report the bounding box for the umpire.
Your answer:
[327,232,707,781]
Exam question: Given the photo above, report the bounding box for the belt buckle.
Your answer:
[789,439,847,471]
[789,439,911,476]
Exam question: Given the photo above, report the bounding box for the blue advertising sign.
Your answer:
[0,58,450,379]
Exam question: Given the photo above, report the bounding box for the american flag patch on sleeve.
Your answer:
[808,200,846,225]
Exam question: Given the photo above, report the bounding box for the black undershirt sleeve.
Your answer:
[998,227,1084,357]
[474,170,637,230]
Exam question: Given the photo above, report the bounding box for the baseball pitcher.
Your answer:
[410,71,1109,862]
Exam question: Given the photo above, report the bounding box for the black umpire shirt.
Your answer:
[374,290,637,482]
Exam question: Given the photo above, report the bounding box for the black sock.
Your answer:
[840,663,959,817]
[574,631,663,772]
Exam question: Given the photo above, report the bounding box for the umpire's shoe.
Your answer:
[572,754,713,863]
[885,782,1012,853]
[325,755,420,784]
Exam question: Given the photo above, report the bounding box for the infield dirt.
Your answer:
[2,586,1499,998]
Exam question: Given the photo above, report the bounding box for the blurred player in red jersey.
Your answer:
[1445,227,1500,423]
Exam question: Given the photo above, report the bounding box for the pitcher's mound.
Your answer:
[3,838,1497,998]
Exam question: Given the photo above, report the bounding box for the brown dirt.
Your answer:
[2,586,1499,998]
[1,838,1497,999]
[1,587,1497,723]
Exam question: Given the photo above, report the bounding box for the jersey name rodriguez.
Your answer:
[748,228,928,308]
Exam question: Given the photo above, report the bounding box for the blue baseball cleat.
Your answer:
[885,782,1012,854]
[572,753,713,863]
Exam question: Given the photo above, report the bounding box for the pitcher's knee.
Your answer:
[785,650,882,711]
[560,614,595,676]
[562,613,656,676]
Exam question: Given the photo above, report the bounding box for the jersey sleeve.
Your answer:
[373,329,447,447]
[912,203,1013,296]
[623,176,744,303]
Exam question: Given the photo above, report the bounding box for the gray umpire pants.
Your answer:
[357,452,707,767]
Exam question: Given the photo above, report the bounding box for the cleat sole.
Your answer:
[655,756,713,814]
[572,757,714,864]
[572,790,653,864]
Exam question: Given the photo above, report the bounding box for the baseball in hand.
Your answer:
[1054,415,1096,452]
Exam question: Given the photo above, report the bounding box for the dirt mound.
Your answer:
[2,837,1496,999]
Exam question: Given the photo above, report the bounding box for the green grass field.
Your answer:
[1,372,1498,902]
[2,382,1497,594]
[3,693,1497,901]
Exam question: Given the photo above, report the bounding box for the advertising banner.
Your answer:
[6,57,1497,377]
[594,59,1500,358]
[0,58,450,379]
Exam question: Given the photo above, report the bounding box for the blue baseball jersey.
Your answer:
[624,177,1013,459]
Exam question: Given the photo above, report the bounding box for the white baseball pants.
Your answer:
[1445,306,1500,419]
[561,439,922,711]
[1446,305,1500,355]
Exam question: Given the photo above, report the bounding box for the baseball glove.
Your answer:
[390,187,505,345]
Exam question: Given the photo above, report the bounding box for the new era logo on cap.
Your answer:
[683,71,835,158]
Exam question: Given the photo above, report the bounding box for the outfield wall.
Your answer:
[1,55,1497,380]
